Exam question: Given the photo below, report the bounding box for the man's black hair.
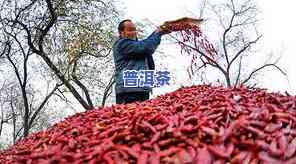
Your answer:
[118,19,132,32]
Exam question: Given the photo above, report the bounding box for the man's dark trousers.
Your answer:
[116,92,149,104]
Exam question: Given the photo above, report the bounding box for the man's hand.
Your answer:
[156,25,172,35]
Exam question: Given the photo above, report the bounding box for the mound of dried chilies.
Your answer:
[0,85,296,164]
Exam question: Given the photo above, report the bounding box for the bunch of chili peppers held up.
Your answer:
[1,85,296,164]
[161,17,217,78]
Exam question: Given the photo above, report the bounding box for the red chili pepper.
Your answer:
[285,137,296,158]
[278,135,288,152]
[176,149,193,163]
[269,139,283,157]
[195,147,213,164]
[142,121,157,133]
[286,156,296,164]
[158,138,177,147]
[154,124,168,131]
[137,152,149,164]
[159,147,181,157]
[242,125,265,139]
[258,151,283,164]
[264,122,283,133]
[150,132,161,145]
[221,117,247,142]
[201,126,219,136]
[102,153,115,164]
[131,144,142,153]
[242,152,254,164]
[148,153,160,164]
[208,143,234,158]
[230,151,248,163]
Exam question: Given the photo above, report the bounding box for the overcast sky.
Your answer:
[120,0,296,94]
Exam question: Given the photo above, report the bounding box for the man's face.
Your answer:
[120,21,138,40]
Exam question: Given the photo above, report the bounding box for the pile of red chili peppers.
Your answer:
[0,85,296,163]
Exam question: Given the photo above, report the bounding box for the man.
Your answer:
[113,19,170,104]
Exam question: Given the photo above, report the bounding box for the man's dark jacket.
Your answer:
[112,32,162,94]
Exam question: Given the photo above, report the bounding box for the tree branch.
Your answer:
[227,35,262,71]
[28,83,62,129]
[234,56,243,87]
[242,63,287,85]
[15,19,40,54]
[15,0,38,21]
[101,72,115,107]
[222,5,236,65]
[38,0,57,52]
[71,61,94,109]
[5,42,23,90]
[79,48,111,58]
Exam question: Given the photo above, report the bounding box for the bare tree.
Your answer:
[0,38,61,138]
[0,81,13,137]
[0,0,120,110]
[175,0,286,87]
